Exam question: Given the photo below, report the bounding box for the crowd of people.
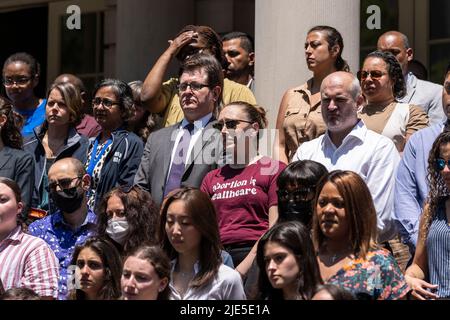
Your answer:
[0,23,449,301]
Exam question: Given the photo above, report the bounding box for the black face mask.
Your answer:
[278,199,313,226]
[50,186,84,214]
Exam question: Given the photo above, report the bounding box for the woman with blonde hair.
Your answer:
[24,82,89,213]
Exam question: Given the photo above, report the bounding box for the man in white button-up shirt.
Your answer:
[293,71,400,242]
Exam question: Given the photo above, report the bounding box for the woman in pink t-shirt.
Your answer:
[201,101,286,276]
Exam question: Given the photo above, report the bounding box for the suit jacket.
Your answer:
[399,72,445,126]
[0,146,35,217]
[134,118,222,206]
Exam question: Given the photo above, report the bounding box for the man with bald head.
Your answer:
[377,31,445,125]
[53,73,101,138]
[28,157,96,299]
[293,71,400,242]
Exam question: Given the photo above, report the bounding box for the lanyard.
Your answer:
[87,137,112,177]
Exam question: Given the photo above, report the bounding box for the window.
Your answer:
[429,0,450,83]
[60,12,104,91]
[360,0,399,65]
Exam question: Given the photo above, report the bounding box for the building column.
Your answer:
[115,0,195,82]
[254,0,360,130]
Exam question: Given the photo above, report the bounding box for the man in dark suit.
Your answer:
[134,53,223,205]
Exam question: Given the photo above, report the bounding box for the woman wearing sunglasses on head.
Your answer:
[86,79,144,211]
[24,82,89,214]
[358,51,428,153]
[201,101,286,278]
[405,131,450,300]
[2,52,46,138]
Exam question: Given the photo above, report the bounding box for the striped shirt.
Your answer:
[427,200,450,298]
[0,226,59,298]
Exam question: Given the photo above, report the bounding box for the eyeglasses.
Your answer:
[213,119,254,131]
[3,77,33,87]
[277,187,314,201]
[435,158,450,171]
[92,97,120,108]
[46,176,82,192]
[177,82,210,92]
[357,70,387,81]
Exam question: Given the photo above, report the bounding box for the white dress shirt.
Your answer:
[293,120,400,242]
[169,259,246,300]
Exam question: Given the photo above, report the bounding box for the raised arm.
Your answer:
[141,31,197,114]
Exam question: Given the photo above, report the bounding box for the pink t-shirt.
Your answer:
[201,157,286,245]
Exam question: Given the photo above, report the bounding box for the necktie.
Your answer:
[164,123,194,197]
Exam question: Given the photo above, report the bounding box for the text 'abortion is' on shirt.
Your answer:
[201,157,286,245]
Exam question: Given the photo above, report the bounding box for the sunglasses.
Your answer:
[357,70,387,81]
[277,187,314,201]
[92,97,120,108]
[46,176,82,192]
[213,119,253,131]
[435,158,450,171]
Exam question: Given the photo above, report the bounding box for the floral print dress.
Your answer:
[325,248,410,300]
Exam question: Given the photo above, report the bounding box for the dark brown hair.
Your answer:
[0,96,23,149]
[158,187,221,289]
[255,221,322,300]
[68,237,122,300]
[97,186,159,255]
[424,131,450,240]
[308,26,349,72]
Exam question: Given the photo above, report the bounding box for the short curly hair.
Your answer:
[364,50,406,99]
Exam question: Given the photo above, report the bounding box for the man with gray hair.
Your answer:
[377,31,445,125]
[293,71,400,242]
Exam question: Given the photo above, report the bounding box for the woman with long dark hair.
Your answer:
[0,96,34,216]
[255,221,322,300]
[159,187,245,300]
[97,185,159,255]
[405,131,450,299]
[313,170,409,299]
[67,237,122,300]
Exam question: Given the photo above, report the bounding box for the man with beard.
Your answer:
[222,32,255,92]
[293,71,400,243]
[28,158,96,300]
